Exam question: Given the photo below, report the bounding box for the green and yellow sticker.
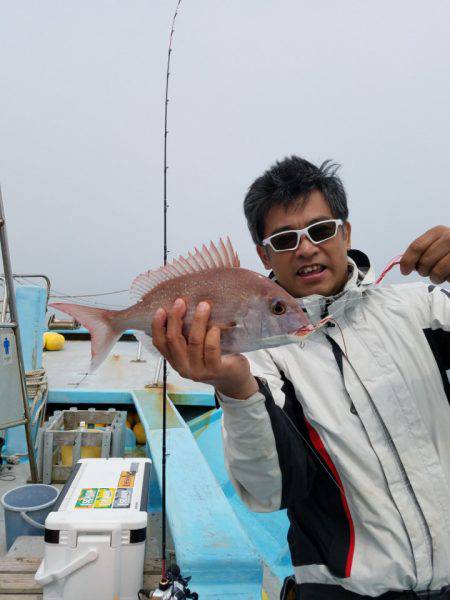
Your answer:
[75,488,98,508]
[94,488,116,509]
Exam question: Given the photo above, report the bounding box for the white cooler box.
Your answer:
[35,457,151,600]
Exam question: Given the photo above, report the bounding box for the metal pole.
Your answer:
[0,279,8,322]
[153,356,163,386]
[9,274,51,305]
[131,341,146,364]
[0,186,38,482]
[1,275,50,320]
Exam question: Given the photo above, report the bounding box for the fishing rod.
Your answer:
[161,0,182,584]
[139,4,199,598]
[161,0,186,595]
[139,3,187,598]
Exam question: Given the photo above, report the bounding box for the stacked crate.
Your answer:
[37,408,126,484]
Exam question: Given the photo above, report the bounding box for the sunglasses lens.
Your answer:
[309,221,337,243]
[271,231,299,250]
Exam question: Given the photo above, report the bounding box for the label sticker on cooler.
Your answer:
[93,488,116,509]
[113,488,132,508]
[75,488,98,508]
[118,471,136,488]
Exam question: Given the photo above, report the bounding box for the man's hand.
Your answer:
[151,298,258,400]
[400,225,450,284]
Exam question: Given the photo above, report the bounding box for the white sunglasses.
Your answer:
[262,219,344,252]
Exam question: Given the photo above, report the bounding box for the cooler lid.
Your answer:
[45,457,151,530]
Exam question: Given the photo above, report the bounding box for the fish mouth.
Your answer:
[293,316,331,337]
[293,324,316,337]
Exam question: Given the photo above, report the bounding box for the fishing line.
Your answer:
[48,297,127,309]
[48,289,128,298]
[15,276,127,297]
[328,318,348,358]
[161,0,182,586]
[13,277,128,308]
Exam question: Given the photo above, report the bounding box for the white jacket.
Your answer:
[219,250,450,597]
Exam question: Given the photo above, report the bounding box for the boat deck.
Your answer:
[43,337,214,394]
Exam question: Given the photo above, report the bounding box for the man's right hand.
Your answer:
[151,298,259,400]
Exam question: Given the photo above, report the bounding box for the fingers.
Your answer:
[187,302,211,373]
[151,307,169,357]
[413,237,450,280]
[429,255,450,285]
[152,299,190,375]
[152,299,252,392]
[152,299,218,381]
[400,227,441,276]
[401,226,450,283]
[204,326,222,371]
[165,298,189,373]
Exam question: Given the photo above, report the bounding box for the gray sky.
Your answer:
[1,0,449,308]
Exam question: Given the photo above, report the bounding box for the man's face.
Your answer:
[256,191,351,298]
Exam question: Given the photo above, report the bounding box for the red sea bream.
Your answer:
[50,238,318,369]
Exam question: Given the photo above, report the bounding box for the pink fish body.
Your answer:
[50,238,313,369]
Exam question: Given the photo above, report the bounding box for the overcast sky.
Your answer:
[0,0,449,308]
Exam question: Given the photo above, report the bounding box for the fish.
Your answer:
[50,238,321,370]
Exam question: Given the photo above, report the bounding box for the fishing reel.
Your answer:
[138,564,198,600]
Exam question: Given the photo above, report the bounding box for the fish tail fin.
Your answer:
[49,303,123,370]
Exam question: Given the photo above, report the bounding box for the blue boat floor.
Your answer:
[43,338,213,393]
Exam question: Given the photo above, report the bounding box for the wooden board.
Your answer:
[0,596,43,600]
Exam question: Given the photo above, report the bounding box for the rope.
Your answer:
[25,368,48,427]
[2,369,48,461]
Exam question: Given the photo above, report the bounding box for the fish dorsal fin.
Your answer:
[130,237,240,302]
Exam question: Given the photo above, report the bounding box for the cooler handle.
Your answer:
[35,549,98,586]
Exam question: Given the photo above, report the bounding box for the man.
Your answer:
[152,156,450,599]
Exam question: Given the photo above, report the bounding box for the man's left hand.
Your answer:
[401,225,450,284]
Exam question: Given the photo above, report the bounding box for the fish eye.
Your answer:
[270,299,287,315]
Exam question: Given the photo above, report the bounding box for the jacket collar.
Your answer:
[268,250,375,322]
[300,249,375,322]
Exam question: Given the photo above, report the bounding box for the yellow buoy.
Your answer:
[61,445,101,465]
[43,332,65,351]
[127,412,137,426]
[60,421,101,465]
[133,422,146,444]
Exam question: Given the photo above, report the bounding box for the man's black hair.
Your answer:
[243,156,349,245]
